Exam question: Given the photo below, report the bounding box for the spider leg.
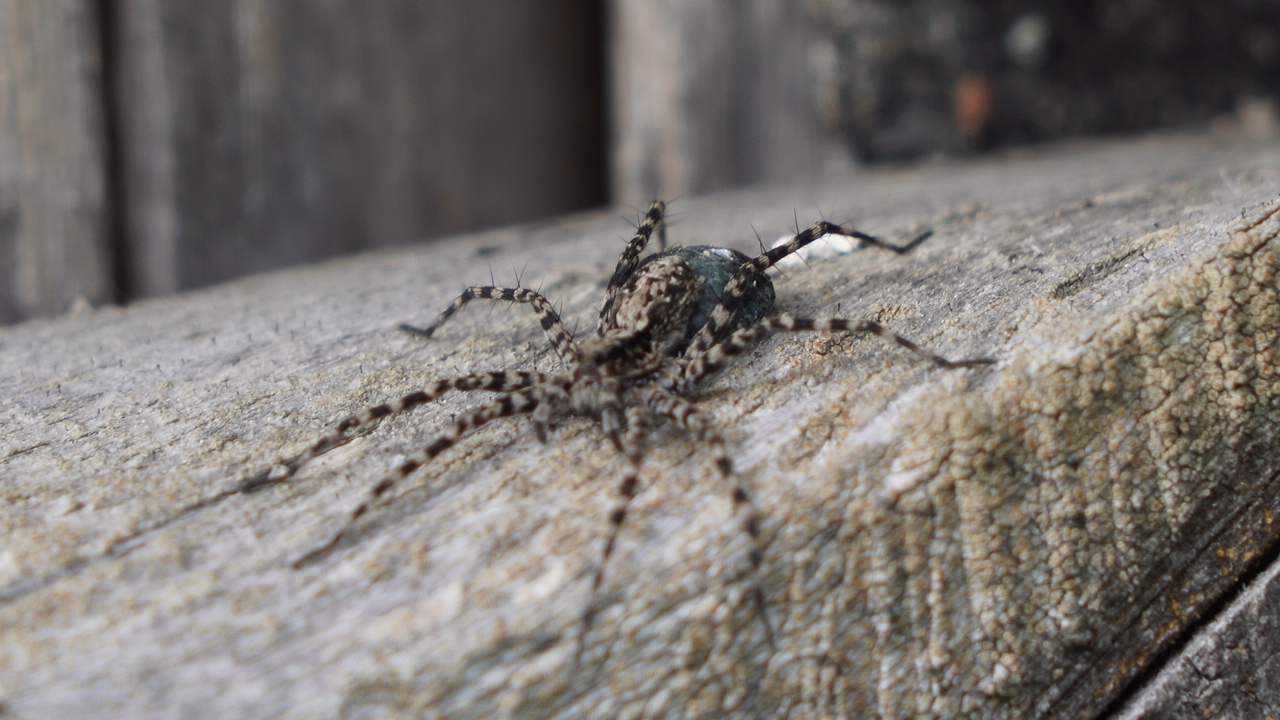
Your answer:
[685,221,932,356]
[679,313,995,391]
[644,384,776,648]
[292,382,566,568]
[621,403,652,452]
[575,456,643,666]
[237,371,549,493]
[597,200,666,333]
[401,286,579,368]
[860,228,933,254]
[574,382,649,665]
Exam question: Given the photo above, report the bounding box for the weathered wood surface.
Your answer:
[112,0,605,299]
[1116,554,1280,719]
[1,132,1279,719]
[0,0,112,324]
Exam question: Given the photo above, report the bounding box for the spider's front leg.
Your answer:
[574,380,654,664]
[401,285,579,368]
[645,385,775,646]
[575,376,777,664]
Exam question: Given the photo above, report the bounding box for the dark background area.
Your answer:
[2,0,1277,325]
[813,0,1280,159]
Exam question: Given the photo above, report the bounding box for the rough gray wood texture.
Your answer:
[0,0,112,324]
[112,0,604,299]
[1116,555,1280,719]
[2,132,1279,719]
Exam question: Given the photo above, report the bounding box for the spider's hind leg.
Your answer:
[680,312,995,391]
[237,371,549,494]
[402,285,579,368]
[684,220,933,357]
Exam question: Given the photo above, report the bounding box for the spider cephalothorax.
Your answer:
[240,201,994,650]
[607,244,775,352]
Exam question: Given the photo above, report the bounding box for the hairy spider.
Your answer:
[239,201,994,652]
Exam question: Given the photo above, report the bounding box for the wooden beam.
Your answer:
[2,131,1279,718]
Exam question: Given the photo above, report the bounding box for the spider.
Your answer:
[238,201,995,652]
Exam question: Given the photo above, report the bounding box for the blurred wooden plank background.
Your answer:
[1,0,608,323]
[609,0,854,204]
[110,0,607,300]
[2,0,1277,325]
[0,0,111,325]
